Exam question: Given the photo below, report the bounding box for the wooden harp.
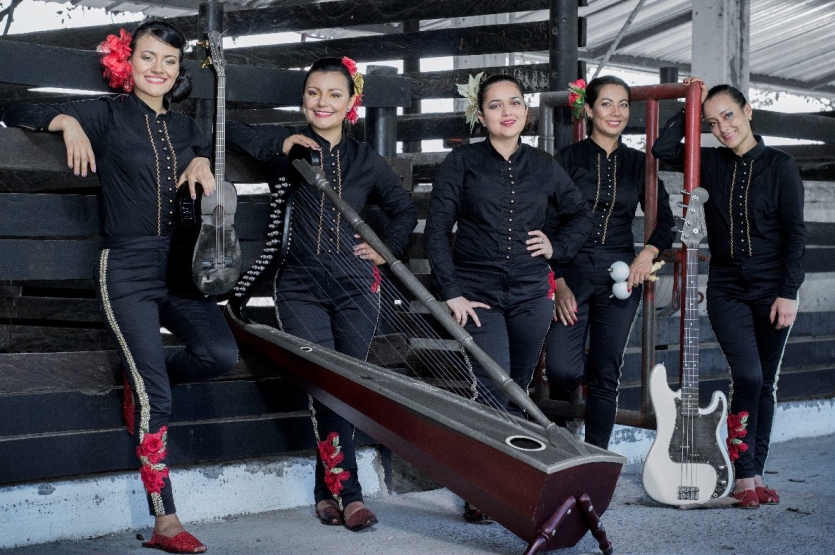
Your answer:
[226,151,625,554]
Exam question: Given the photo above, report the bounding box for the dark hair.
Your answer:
[585,75,631,109]
[704,84,748,110]
[131,20,192,102]
[477,73,526,112]
[303,57,355,96]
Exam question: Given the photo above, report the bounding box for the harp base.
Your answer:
[523,493,613,555]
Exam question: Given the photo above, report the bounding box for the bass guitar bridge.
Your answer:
[677,486,699,500]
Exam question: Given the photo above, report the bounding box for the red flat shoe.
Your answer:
[463,501,495,524]
[142,531,206,553]
[316,503,344,526]
[122,373,136,436]
[344,507,378,531]
[755,486,780,505]
[733,489,760,509]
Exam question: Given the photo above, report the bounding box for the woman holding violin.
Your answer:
[3,20,238,553]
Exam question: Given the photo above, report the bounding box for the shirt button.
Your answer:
[169,210,173,215]
[167,177,172,180]
[169,199,173,203]
[168,188,173,192]
[507,236,512,240]
[167,166,171,170]
[510,200,515,204]
[166,156,171,161]
[163,147,168,151]
[507,247,511,250]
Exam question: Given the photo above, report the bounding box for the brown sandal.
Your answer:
[316,503,343,526]
[463,501,494,524]
[344,507,378,531]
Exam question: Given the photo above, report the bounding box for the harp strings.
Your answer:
[266,183,522,424]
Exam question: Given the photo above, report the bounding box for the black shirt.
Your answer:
[226,122,417,259]
[556,137,675,257]
[2,94,211,237]
[652,110,806,299]
[425,138,593,301]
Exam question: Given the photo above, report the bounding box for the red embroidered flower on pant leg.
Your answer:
[317,431,351,497]
[726,411,750,462]
[137,426,169,495]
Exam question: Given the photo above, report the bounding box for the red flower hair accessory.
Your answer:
[98,29,134,93]
[341,56,364,124]
[568,78,587,121]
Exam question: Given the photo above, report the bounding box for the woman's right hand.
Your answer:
[683,77,709,104]
[446,296,490,328]
[51,115,95,177]
[553,277,578,326]
[281,134,321,156]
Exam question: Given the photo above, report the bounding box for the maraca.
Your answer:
[608,261,632,299]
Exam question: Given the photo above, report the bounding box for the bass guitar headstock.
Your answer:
[675,186,709,248]
[197,30,226,78]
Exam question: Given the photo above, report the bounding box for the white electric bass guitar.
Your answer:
[642,187,733,505]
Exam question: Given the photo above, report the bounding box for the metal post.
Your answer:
[195,1,224,138]
[641,97,660,419]
[402,20,421,154]
[659,66,679,84]
[549,0,578,151]
[364,65,398,157]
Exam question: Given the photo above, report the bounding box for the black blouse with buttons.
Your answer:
[226,121,417,259]
[2,94,211,237]
[556,137,675,256]
[652,110,806,299]
[425,139,593,301]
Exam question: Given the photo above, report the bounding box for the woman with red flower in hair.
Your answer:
[2,20,238,553]
[226,57,416,531]
[544,75,675,450]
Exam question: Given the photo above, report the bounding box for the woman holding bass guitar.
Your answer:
[653,78,806,509]
[2,20,237,553]
[226,57,417,531]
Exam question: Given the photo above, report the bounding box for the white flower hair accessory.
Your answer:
[457,71,485,133]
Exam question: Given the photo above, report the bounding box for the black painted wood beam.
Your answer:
[4,0,549,49]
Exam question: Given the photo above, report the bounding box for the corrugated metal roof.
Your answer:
[20,0,835,96]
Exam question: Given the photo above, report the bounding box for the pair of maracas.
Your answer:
[608,260,665,299]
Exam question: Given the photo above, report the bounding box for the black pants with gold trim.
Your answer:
[274,255,380,508]
[96,236,238,516]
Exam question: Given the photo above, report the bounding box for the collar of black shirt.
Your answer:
[584,136,624,158]
[127,93,172,118]
[484,136,524,161]
[303,125,348,154]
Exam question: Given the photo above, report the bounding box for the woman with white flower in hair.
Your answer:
[425,73,592,433]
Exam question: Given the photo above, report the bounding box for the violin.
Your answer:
[177,31,242,296]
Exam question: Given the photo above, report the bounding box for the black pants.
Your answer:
[274,255,380,508]
[706,266,792,480]
[459,266,554,417]
[96,236,238,516]
[545,249,641,449]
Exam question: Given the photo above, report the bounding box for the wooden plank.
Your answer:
[0,239,269,280]
[0,417,379,485]
[406,64,550,100]
[0,40,409,107]
[0,296,101,323]
[0,193,273,240]
[223,21,550,69]
[5,0,549,49]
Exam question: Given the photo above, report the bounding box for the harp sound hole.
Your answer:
[505,435,546,452]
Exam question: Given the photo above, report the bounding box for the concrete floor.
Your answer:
[3,433,833,555]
